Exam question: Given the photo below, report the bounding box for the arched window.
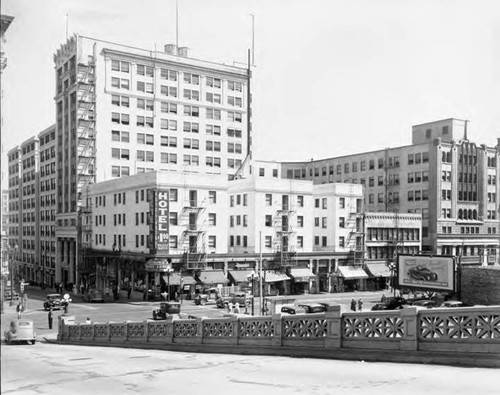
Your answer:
[468,209,472,220]
[473,210,477,220]
[458,209,463,219]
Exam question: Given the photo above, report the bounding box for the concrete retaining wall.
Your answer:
[58,305,500,367]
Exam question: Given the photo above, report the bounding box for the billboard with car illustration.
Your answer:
[397,254,455,292]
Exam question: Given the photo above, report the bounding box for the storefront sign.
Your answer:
[145,259,171,272]
[397,254,455,292]
[149,189,170,253]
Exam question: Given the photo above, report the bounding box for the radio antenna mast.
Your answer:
[176,0,179,48]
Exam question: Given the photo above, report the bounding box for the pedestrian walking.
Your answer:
[350,298,357,311]
[358,298,363,311]
[127,285,132,299]
[16,302,23,319]
[48,308,53,329]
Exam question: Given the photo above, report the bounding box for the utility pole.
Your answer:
[259,231,263,315]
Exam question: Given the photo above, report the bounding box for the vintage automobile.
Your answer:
[194,288,220,305]
[4,319,36,344]
[152,302,181,320]
[407,265,438,282]
[371,303,389,311]
[412,299,438,308]
[43,293,62,311]
[372,296,406,311]
[216,292,250,309]
[281,305,307,315]
[441,300,464,308]
[297,303,328,313]
[83,289,105,303]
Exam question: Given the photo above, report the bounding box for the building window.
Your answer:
[208,213,216,226]
[297,236,303,249]
[339,236,345,248]
[322,217,327,228]
[265,236,272,248]
[265,194,272,206]
[265,215,272,227]
[208,236,216,249]
[339,217,345,228]
[339,197,345,208]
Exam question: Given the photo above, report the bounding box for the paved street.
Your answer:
[1,285,391,341]
[7,286,495,395]
[2,341,498,395]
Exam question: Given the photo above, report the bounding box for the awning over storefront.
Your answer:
[196,270,228,285]
[263,271,290,283]
[162,273,197,286]
[337,266,369,279]
[365,263,392,277]
[289,268,316,282]
[228,270,254,283]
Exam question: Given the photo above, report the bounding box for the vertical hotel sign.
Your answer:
[149,189,169,254]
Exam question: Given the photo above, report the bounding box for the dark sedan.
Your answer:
[43,294,62,311]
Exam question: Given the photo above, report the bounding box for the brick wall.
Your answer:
[461,266,500,305]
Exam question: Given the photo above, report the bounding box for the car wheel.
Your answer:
[201,300,206,306]
[31,340,36,345]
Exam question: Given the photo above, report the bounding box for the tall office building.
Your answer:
[53,34,251,286]
[282,118,500,265]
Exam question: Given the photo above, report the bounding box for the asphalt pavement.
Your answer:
[1,284,390,343]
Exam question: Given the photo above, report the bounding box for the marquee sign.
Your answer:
[149,189,170,254]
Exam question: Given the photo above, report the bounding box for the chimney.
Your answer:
[178,47,189,57]
[164,44,178,55]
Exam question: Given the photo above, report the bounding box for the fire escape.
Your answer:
[77,195,93,275]
[273,195,297,267]
[347,210,365,267]
[76,55,96,197]
[181,190,207,269]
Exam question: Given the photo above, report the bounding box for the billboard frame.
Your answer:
[396,254,456,293]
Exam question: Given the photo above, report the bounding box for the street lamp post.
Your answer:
[10,245,19,307]
[165,260,173,302]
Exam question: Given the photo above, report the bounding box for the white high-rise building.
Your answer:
[53,35,251,286]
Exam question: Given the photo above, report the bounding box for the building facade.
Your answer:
[282,118,500,265]
[53,34,251,288]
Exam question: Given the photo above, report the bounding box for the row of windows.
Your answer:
[111,79,243,105]
[111,60,243,90]
[367,228,420,241]
[111,112,243,127]
[111,140,242,154]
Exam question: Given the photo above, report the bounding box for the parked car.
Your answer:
[216,292,250,308]
[374,296,406,311]
[297,303,328,313]
[371,303,389,311]
[43,294,62,311]
[281,305,307,315]
[407,265,438,282]
[4,319,36,345]
[194,288,220,305]
[152,302,181,320]
[83,289,104,303]
[441,300,463,308]
[412,299,438,309]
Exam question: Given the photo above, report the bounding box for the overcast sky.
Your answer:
[2,0,499,162]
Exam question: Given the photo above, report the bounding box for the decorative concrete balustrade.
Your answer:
[58,305,500,365]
